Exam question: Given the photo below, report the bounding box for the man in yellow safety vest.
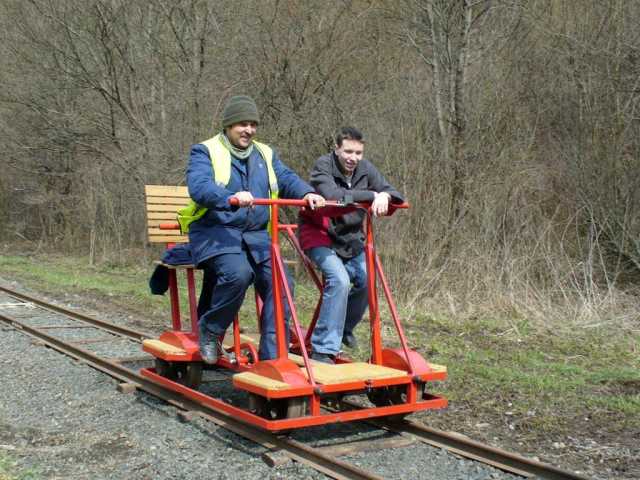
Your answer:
[185,95,324,363]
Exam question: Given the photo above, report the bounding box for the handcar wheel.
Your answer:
[276,398,308,435]
[248,395,305,420]
[265,399,288,420]
[174,362,203,389]
[244,349,257,365]
[248,393,266,416]
[155,358,177,380]
[250,395,285,419]
[248,394,283,419]
[285,397,307,418]
[367,385,407,406]
[323,394,343,410]
[367,385,409,422]
[367,387,391,406]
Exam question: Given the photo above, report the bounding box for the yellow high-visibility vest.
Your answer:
[177,134,279,233]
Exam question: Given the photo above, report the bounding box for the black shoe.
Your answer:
[311,352,335,364]
[199,326,223,365]
[342,332,358,349]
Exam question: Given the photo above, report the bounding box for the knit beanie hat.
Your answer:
[222,95,260,128]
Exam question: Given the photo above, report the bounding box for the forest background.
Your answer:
[1,0,639,331]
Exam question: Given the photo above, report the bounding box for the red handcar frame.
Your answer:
[141,198,447,430]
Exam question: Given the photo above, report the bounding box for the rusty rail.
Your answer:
[0,308,382,480]
[0,285,150,341]
[1,286,591,480]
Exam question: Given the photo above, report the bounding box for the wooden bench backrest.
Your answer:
[145,185,190,244]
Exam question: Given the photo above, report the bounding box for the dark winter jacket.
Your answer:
[299,152,403,258]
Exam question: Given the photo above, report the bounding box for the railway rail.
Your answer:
[0,285,589,480]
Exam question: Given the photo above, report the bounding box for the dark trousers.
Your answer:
[198,252,292,360]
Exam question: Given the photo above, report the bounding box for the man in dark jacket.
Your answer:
[298,127,403,363]
[187,95,324,363]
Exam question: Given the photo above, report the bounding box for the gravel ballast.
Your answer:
[0,281,523,479]
[0,327,325,479]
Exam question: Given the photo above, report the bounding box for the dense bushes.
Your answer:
[1,0,638,325]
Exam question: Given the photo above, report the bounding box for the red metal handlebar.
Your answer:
[228,197,410,210]
[228,198,343,207]
[158,198,409,231]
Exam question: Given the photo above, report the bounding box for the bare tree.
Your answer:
[1,0,639,323]
[399,0,522,228]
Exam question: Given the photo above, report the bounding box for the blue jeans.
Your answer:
[199,252,292,360]
[307,247,368,355]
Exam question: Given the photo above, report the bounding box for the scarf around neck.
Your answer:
[221,132,254,160]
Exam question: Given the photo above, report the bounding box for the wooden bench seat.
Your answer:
[145,185,189,244]
[145,185,197,332]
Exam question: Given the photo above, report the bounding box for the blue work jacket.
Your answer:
[186,142,313,266]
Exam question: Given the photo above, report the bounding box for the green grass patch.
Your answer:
[0,253,319,331]
[0,254,169,327]
[0,254,147,298]
[408,313,640,433]
[2,253,638,438]
[0,453,38,480]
